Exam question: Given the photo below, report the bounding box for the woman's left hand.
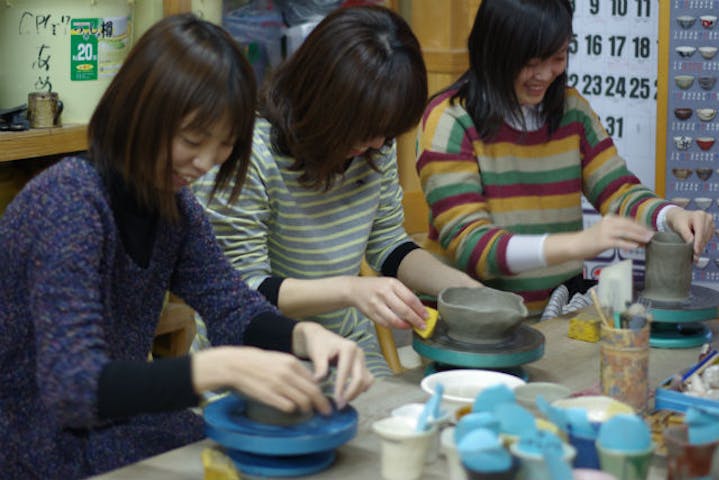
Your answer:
[666,207,715,261]
[292,322,374,409]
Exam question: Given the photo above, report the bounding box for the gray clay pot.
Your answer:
[437,287,528,344]
[244,398,313,426]
[642,231,693,303]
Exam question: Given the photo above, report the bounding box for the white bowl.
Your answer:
[676,46,697,57]
[697,257,710,269]
[694,197,712,210]
[420,369,526,412]
[670,197,691,208]
[699,46,718,59]
[697,108,717,121]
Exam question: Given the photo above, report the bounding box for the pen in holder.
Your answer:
[599,312,651,414]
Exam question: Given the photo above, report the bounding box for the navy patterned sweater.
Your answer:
[0,157,287,478]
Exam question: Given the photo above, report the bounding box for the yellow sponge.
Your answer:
[414,307,439,339]
[202,447,241,480]
[567,307,601,343]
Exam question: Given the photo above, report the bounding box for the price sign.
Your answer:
[70,18,100,81]
[569,0,659,280]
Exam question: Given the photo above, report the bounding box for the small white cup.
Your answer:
[391,402,449,464]
[373,416,437,480]
[440,427,469,480]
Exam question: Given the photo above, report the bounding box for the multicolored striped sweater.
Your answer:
[417,87,671,315]
[193,118,413,376]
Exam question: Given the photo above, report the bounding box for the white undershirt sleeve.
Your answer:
[656,204,679,232]
[505,234,549,274]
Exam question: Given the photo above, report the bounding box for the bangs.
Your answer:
[511,1,573,63]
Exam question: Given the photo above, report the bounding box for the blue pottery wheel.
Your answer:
[204,393,358,477]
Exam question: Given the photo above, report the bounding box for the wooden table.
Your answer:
[91,317,716,480]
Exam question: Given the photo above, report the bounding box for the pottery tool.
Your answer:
[589,288,612,328]
[456,429,513,474]
[472,383,515,414]
[596,414,652,452]
[413,306,439,339]
[455,412,501,443]
[681,349,718,382]
[416,383,443,432]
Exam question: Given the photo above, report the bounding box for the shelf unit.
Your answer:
[0,124,87,163]
[1,0,190,165]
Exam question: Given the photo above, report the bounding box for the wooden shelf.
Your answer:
[0,124,88,163]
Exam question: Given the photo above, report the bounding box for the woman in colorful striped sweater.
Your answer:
[416,0,714,317]
[193,6,482,377]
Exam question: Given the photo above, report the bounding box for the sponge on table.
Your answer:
[567,306,602,343]
[202,447,241,480]
[413,306,439,339]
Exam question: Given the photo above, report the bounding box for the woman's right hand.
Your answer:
[346,276,428,330]
[191,346,331,415]
[545,214,654,265]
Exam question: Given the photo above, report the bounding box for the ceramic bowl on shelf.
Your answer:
[676,46,697,58]
[695,167,713,181]
[699,46,718,60]
[673,136,692,151]
[674,107,693,120]
[694,197,712,210]
[677,15,696,29]
[698,76,717,90]
[674,75,695,89]
[700,15,717,29]
[696,137,716,151]
[670,197,691,208]
[697,108,717,122]
[671,168,692,180]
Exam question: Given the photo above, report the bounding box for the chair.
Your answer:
[152,294,197,358]
[363,191,430,374]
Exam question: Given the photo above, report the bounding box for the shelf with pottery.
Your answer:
[0,124,87,163]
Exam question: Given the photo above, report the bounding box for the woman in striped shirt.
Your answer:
[416,0,713,317]
[193,6,482,376]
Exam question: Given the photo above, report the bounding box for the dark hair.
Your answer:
[88,13,257,221]
[446,0,573,140]
[260,5,427,190]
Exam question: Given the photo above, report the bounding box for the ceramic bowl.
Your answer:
[697,108,717,121]
[700,15,717,29]
[714,258,719,269]
[514,382,572,417]
[674,75,695,89]
[694,197,712,210]
[699,46,718,60]
[437,287,528,344]
[671,168,692,180]
[698,76,717,90]
[670,197,691,208]
[696,137,716,151]
[677,15,696,29]
[676,46,697,58]
[697,256,710,269]
[673,136,692,150]
[421,369,526,412]
[674,107,693,120]
[695,167,713,181]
